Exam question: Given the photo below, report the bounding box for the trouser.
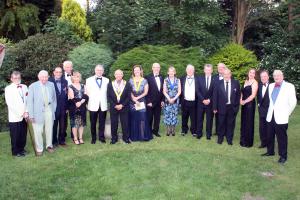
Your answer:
[197,105,213,138]
[9,119,27,155]
[110,111,129,142]
[217,105,236,144]
[53,112,66,144]
[147,104,162,135]
[90,109,107,141]
[259,116,268,146]
[32,111,53,153]
[181,100,197,134]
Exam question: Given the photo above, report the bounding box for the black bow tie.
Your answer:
[154,75,159,78]
[67,74,71,77]
[187,77,194,79]
[96,77,102,80]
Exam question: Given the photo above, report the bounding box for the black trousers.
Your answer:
[181,100,197,134]
[9,119,27,155]
[147,104,162,135]
[64,112,73,139]
[90,109,107,141]
[259,116,268,147]
[53,112,66,145]
[267,114,288,159]
[217,105,237,144]
[110,111,129,142]
[197,105,213,138]
[214,112,219,135]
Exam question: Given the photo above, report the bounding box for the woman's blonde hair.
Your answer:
[71,71,82,82]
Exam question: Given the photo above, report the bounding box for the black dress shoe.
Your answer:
[123,140,131,144]
[99,140,106,144]
[15,153,25,157]
[181,132,186,136]
[21,150,28,155]
[258,145,266,148]
[192,134,197,137]
[228,142,233,145]
[153,133,161,137]
[217,141,222,145]
[110,140,117,144]
[206,136,211,140]
[196,135,202,139]
[91,140,96,144]
[278,157,287,164]
[261,152,275,156]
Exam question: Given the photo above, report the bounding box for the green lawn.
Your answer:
[0,106,299,200]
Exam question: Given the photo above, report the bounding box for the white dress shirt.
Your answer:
[262,83,268,97]
[155,76,161,91]
[184,76,195,101]
[224,80,231,104]
[219,74,223,80]
[64,72,72,86]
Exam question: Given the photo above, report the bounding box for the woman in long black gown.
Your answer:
[240,69,258,148]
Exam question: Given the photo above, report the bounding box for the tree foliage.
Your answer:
[209,43,258,83]
[68,42,114,79]
[89,0,229,54]
[61,0,93,41]
[111,45,207,80]
[0,0,40,41]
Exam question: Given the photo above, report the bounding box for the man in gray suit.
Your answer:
[27,70,57,156]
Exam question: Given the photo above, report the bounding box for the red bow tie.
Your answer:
[17,85,22,88]
[275,83,281,87]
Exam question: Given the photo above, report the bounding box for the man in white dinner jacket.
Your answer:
[5,71,28,157]
[261,70,297,164]
[86,64,109,144]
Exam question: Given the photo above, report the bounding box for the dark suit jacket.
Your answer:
[197,75,216,108]
[145,73,164,107]
[107,81,131,113]
[180,75,201,105]
[213,79,241,115]
[257,82,270,117]
[49,77,68,118]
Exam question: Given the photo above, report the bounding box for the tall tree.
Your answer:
[0,0,40,41]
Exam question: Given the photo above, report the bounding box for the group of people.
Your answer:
[5,61,297,164]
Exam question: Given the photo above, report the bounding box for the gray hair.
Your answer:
[204,64,213,69]
[186,64,195,70]
[10,71,21,78]
[273,70,283,76]
[38,70,49,77]
[63,60,73,68]
[95,64,104,70]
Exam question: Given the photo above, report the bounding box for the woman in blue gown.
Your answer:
[129,65,153,141]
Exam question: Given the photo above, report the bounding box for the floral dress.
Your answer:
[163,77,179,126]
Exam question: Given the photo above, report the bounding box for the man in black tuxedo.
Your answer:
[146,63,164,137]
[180,64,200,137]
[257,70,270,148]
[212,63,226,135]
[108,69,131,144]
[196,64,216,140]
[213,68,240,145]
[49,67,69,146]
[62,60,74,139]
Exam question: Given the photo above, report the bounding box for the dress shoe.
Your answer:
[153,133,161,137]
[21,150,28,155]
[196,135,202,139]
[14,153,25,157]
[123,140,131,144]
[59,143,68,147]
[261,152,275,156]
[217,141,222,145]
[192,134,197,137]
[258,145,266,148]
[228,142,233,145]
[91,140,96,144]
[206,136,211,140]
[181,132,186,136]
[47,147,55,153]
[110,140,117,144]
[99,140,106,144]
[278,157,287,164]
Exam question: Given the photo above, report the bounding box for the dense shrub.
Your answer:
[111,45,207,80]
[0,94,8,131]
[0,33,78,84]
[209,43,259,83]
[67,42,114,80]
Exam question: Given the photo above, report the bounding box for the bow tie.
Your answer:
[263,83,267,87]
[66,74,71,77]
[17,85,22,88]
[96,77,102,80]
[187,77,194,79]
[275,83,281,87]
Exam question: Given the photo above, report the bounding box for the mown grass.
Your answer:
[0,106,299,200]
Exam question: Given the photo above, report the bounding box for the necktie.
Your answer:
[225,81,229,103]
[42,85,49,107]
[206,76,209,90]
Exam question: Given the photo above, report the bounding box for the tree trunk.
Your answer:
[232,0,251,44]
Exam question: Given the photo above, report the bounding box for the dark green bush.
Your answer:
[110,45,207,80]
[0,33,78,84]
[67,42,114,80]
[209,43,259,83]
